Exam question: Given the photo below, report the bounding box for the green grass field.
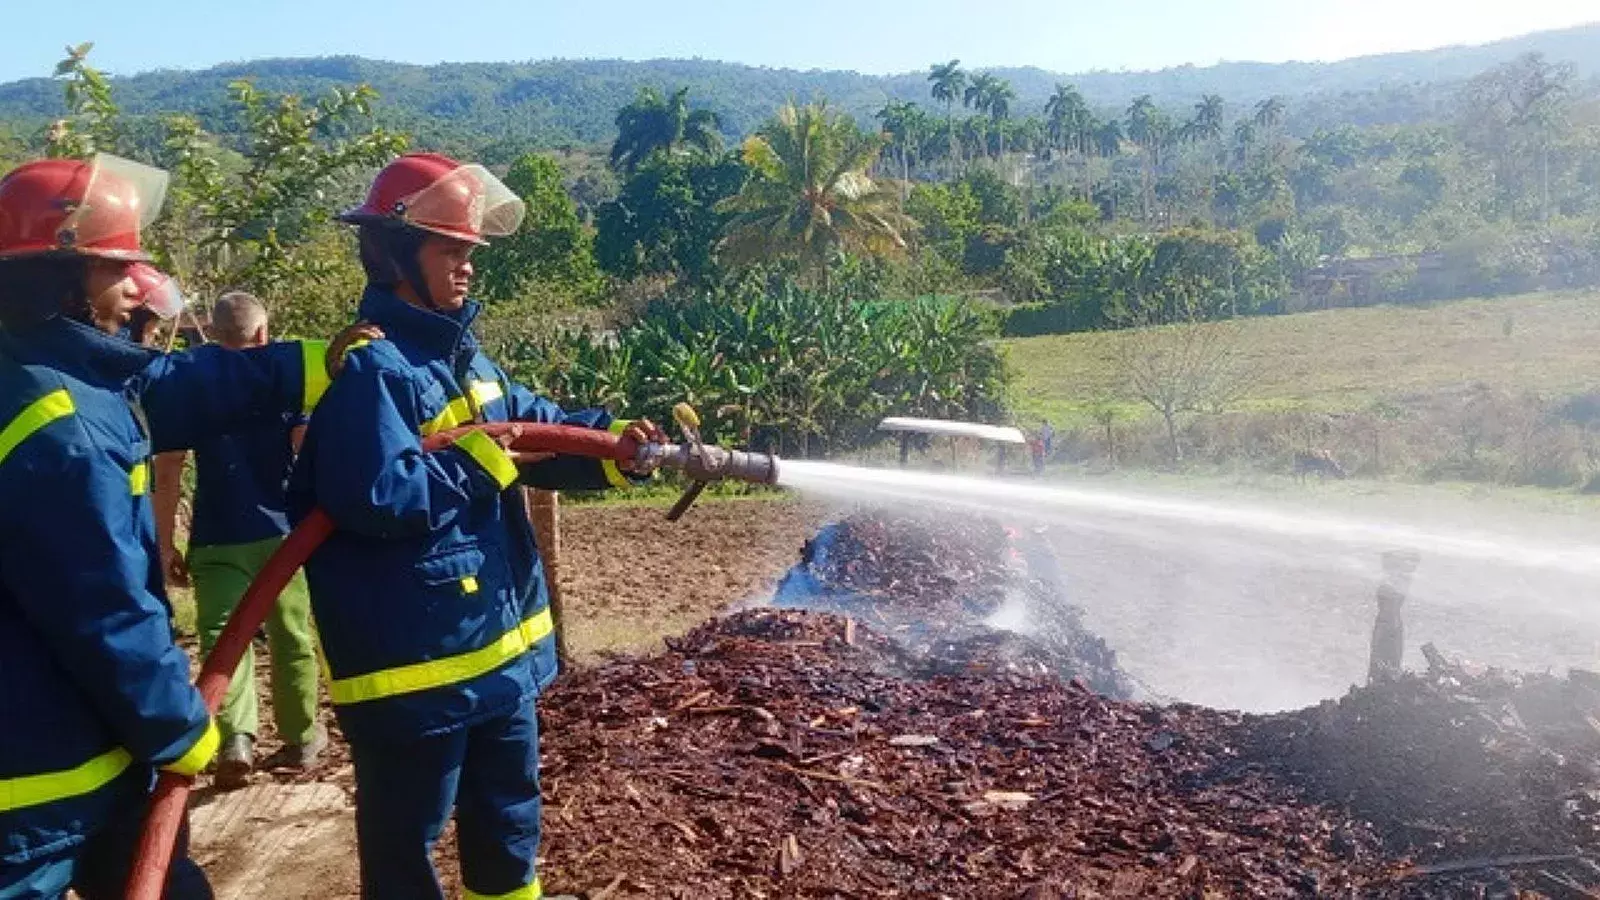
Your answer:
[1005,290,1600,426]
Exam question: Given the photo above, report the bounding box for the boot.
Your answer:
[281,725,329,770]
[214,733,254,791]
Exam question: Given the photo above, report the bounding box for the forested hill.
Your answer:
[0,22,1595,152]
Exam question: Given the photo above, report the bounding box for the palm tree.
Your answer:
[875,100,925,191]
[609,86,723,173]
[1126,95,1172,221]
[927,60,966,173]
[1231,119,1256,169]
[1046,83,1093,195]
[1253,96,1287,131]
[1094,119,1125,159]
[959,116,989,164]
[965,72,998,116]
[1190,94,1226,145]
[983,78,1016,158]
[1251,96,1287,166]
[1092,119,1126,217]
[1044,84,1089,155]
[718,101,916,285]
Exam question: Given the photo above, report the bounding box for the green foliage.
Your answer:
[593,152,748,285]
[962,166,1023,227]
[30,46,406,341]
[609,86,722,174]
[498,277,1008,457]
[13,40,1600,353]
[473,153,601,307]
[158,80,406,336]
[719,102,915,281]
[906,181,980,252]
[0,124,23,175]
[45,45,120,158]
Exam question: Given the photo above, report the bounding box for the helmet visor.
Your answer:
[62,154,170,258]
[402,164,525,242]
[127,263,187,320]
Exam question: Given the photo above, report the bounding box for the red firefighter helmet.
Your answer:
[0,154,169,261]
[339,153,525,245]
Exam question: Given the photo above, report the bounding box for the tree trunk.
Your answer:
[947,104,960,177]
[1541,140,1551,222]
[1163,408,1182,463]
[1080,137,1092,200]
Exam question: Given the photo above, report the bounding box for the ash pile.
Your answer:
[770,512,1135,699]
[1240,646,1600,897]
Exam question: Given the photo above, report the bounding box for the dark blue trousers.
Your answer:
[349,699,542,900]
[0,803,210,900]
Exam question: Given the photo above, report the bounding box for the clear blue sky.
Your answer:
[2,0,1595,84]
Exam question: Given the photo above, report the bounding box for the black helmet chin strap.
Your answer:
[394,238,439,312]
[359,222,439,311]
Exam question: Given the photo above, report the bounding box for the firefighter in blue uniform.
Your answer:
[288,153,660,900]
[0,154,331,899]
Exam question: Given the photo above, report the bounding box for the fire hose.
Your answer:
[126,418,779,899]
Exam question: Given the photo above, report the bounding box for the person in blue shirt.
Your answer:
[288,152,660,900]
[158,291,325,791]
[0,155,331,899]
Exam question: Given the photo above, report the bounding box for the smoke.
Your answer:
[777,461,1600,712]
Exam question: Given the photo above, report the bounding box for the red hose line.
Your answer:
[127,423,634,900]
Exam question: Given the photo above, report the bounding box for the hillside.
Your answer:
[1007,290,1600,424]
[0,22,1596,152]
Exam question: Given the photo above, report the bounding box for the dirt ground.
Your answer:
[185,497,833,900]
[554,498,835,659]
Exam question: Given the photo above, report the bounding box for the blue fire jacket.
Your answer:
[188,417,301,549]
[287,286,636,744]
[0,315,328,865]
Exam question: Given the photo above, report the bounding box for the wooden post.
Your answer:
[1368,550,1420,684]
[527,488,572,668]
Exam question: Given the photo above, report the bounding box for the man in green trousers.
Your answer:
[161,291,325,789]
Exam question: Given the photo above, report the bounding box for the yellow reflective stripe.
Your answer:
[329,608,555,705]
[129,460,150,496]
[420,397,473,438]
[601,418,633,489]
[161,720,221,778]
[0,389,75,468]
[421,382,501,438]
[464,877,541,900]
[455,430,518,490]
[0,748,132,813]
[461,575,480,594]
[301,340,332,415]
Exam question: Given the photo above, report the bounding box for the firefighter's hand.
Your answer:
[326,322,386,379]
[620,419,666,471]
[164,547,191,589]
[621,419,666,446]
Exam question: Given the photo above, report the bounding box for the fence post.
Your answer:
[1368,550,1420,683]
[527,488,572,668]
